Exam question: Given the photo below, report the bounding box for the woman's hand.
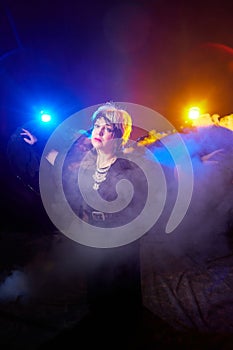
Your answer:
[20,128,38,145]
[201,149,224,164]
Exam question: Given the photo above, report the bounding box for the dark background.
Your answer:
[0,1,233,349]
[1,0,233,145]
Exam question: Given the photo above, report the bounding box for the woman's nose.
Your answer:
[98,127,104,136]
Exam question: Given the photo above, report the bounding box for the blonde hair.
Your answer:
[92,102,132,146]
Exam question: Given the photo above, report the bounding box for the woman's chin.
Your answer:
[91,140,102,149]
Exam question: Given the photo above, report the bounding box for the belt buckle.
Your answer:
[92,211,105,221]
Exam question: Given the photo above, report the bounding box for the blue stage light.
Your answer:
[40,110,52,123]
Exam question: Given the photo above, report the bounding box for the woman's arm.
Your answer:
[20,128,58,165]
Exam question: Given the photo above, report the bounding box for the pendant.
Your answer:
[93,182,99,190]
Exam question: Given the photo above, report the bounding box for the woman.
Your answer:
[61,102,148,345]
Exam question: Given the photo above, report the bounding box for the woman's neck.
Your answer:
[96,151,117,169]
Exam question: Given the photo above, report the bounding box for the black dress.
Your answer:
[62,142,148,335]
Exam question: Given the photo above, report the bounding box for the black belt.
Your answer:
[91,211,112,222]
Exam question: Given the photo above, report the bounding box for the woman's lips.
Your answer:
[94,137,102,142]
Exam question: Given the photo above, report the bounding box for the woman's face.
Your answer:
[91,117,117,154]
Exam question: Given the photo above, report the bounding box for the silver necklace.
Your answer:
[92,157,116,190]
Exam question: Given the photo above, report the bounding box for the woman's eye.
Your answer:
[93,124,113,133]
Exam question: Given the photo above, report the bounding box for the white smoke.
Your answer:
[141,125,233,268]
